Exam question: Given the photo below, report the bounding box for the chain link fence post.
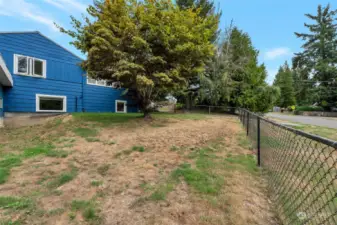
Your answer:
[257,116,261,167]
[246,111,249,136]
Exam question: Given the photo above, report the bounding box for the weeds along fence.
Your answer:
[238,108,337,225]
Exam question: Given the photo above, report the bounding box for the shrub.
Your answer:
[287,105,296,112]
[175,103,184,110]
[295,105,324,112]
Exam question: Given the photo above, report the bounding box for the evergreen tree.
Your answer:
[174,0,220,108]
[199,25,279,112]
[176,0,216,18]
[294,4,337,109]
[57,0,218,118]
[273,62,296,108]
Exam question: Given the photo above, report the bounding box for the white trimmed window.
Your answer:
[115,100,127,113]
[36,94,67,112]
[14,54,46,78]
[87,77,120,88]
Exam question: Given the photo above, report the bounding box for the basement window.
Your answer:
[36,94,67,112]
[14,54,46,78]
[115,100,127,113]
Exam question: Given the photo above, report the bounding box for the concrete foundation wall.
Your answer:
[4,112,62,128]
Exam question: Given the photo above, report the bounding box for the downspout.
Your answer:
[82,75,85,112]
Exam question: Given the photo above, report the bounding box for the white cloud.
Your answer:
[0,0,59,31]
[44,0,87,13]
[264,47,292,60]
[43,0,66,10]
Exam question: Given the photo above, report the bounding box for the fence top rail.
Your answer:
[240,108,337,149]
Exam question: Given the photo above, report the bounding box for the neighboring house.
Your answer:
[0,31,137,127]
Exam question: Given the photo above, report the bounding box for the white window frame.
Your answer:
[115,100,127,113]
[36,94,67,113]
[86,77,120,88]
[14,54,46,78]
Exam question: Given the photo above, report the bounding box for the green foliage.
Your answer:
[72,113,142,125]
[23,145,68,159]
[0,145,68,184]
[295,105,324,112]
[0,220,21,225]
[172,163,223,194]
[71,200,100,222]
[153,112,207,120]
[45,150,69,158]
[0,155,22,168]
[0,196,32,210]
[199,25,279,112]
[175,103,184,110]
[224,154,259,174]
[288,105,296,111]
[73,128,98,138]
[91,180,103,187]
[273,61,296,107]
[0,155,22,184]
[59,0,218,117]
[293,4,337,109]
[0,168,10,184]
[23,145,54,158]
[71,200,91,211]
[176,0,216,18]
[131,146,145,152]
[47,169,77,188]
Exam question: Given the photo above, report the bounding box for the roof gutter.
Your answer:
[0,54,13,87]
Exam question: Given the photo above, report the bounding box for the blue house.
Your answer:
[0,31,137,126]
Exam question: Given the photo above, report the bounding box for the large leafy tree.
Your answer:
[273,62,296,107]
[58,0,218,118]
[294,4,337,109]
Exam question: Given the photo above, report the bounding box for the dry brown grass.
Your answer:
[0,114,278,225]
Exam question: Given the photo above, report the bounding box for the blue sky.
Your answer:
[0,0,334,84]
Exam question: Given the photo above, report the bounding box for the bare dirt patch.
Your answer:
[0,114,278,225]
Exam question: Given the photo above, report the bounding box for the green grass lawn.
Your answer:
[72,112,208,125]
[294,124,337,141]
[267,115,337,141]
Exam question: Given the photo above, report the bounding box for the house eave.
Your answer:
[0,54,13,87]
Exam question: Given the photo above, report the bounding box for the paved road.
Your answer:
[266,113,337,129]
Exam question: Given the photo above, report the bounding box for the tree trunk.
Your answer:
[143,110,152,120]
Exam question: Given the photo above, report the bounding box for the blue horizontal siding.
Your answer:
[4,75,83,113]
[83,82,124,112]
[0,50,83,84]
[0,32,138,114]
[0,33,81,64]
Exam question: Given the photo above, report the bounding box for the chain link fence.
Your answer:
[238,108,337,225]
